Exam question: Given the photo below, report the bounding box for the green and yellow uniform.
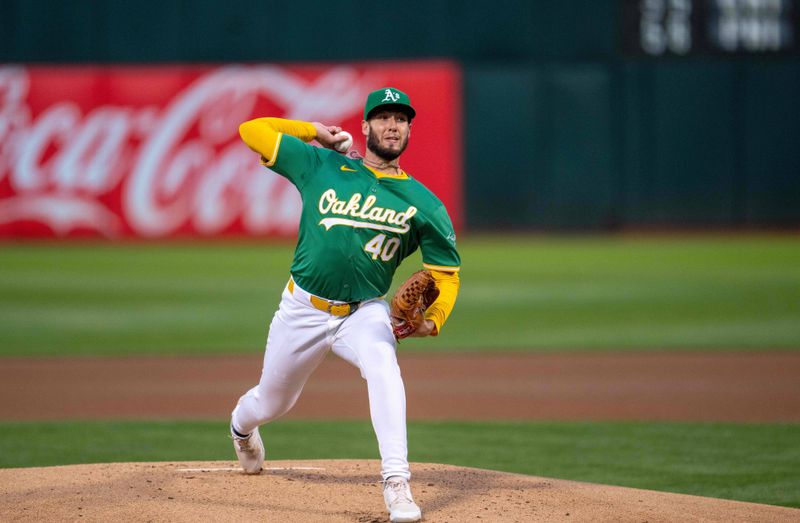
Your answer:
[239,117,460,333]
[232,90,459,518]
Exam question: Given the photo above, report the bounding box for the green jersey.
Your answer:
[269,134,460,302]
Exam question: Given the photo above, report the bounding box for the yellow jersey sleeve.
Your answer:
[238,118,317,166]
[425,269,460,336]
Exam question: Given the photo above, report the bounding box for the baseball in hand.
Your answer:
[334,131,353,153]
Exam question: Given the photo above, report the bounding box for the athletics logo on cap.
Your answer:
[381,89,401,102]
[364,87,416,121]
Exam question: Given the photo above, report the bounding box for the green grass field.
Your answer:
[1,235,798,509]
[0,235,798,356]
[0,420,798,508]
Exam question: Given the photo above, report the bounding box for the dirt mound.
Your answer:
[1,460,797,522]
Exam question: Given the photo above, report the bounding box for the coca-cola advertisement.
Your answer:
[0,62,462,239]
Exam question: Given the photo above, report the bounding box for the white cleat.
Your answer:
[384,476,422,522]
[231,426,264,474]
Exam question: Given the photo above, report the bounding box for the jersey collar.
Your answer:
[362,164,409,180]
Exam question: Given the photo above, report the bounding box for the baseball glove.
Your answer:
[390,270,440,340]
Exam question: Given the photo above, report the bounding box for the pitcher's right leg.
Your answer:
[230,287,331,471]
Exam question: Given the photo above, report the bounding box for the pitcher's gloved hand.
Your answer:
[390,270,439,340]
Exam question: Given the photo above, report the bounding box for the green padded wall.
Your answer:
[2,0,798,229]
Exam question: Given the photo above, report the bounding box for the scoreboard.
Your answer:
[621,0,799,56]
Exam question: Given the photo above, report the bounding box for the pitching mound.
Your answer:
[1,460,797,522]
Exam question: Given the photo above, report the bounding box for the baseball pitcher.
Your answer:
[230,87,460,523]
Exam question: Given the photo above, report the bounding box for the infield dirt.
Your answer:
[2,460,799,522]
[2,352,799,522]
[1,352,799,421]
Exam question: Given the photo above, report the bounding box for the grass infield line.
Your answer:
[0,236,798,356]
[0,419,798,508]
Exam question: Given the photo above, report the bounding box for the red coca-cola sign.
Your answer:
[0,62,462,239]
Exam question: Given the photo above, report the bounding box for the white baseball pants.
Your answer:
[231,280,410,481]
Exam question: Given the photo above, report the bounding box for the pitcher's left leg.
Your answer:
[332,300,410,481]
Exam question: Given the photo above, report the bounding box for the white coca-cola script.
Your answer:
[0,65,375,238]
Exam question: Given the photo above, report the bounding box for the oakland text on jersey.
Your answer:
[317,189,418,234]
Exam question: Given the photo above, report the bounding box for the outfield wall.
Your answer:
[466,61,800,230]
[0,63,462,238]
[1,0,798,233]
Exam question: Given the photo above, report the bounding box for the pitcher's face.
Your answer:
[362,110,411,161]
